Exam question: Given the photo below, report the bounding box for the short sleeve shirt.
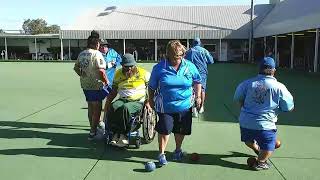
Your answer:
[75,49,106,90]
[113,66,150,101]
[149,59,201,113]
[234,75,294,130]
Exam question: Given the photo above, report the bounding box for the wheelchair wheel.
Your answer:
[142,107,157,144]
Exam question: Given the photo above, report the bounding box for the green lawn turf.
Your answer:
[0,62,319,180]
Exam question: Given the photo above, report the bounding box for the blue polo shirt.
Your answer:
[185,45,214,76]
[102,48,122,86]
[234,75,294,130]
[149,59,201,113]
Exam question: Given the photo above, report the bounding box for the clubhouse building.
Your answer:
[1,0,320,72]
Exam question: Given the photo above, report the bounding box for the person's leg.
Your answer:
[116,101,143,147]
[98,86,110,128]
[90,101,102,134]
[121,101,143,132]
[108,99,125,133]
[245,141,260,155]
[257,150,272,162]
[155,113,174,165]
[240,127,259,154]
[200,91,206,113]
[159,134,170,154]
[199,76,207,113]
[252,129,277,170]
[172,109,192,160]
[87,102,93,128]
[174,134,185,151]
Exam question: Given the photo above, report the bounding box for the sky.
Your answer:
[0,0,269,30]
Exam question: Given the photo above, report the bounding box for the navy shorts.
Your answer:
[155,108,192,135]
[240,127,277,151]
[83,86,111,102]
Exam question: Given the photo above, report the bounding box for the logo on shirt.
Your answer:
[253,81,268,104]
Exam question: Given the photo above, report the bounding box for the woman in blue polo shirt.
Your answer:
[146,40,202,166]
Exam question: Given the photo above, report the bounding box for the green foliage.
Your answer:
[22,18,60,35]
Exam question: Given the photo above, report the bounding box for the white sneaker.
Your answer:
[192,107,198,118]
[110,133,119,146]
[199,106,204,114]
[116,134,129,147]
[96,127,105,136]
[98,121,105,132]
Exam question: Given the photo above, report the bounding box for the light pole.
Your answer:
[248,0,254,63]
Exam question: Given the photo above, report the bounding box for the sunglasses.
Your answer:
[123,65,134,69]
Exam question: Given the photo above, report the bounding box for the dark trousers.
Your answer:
[107,99,143,134]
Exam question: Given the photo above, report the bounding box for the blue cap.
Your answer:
[260,57,275,69]
[193,38,201,46]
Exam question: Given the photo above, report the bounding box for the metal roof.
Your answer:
[0,33,59,39]
[61,5,273,39]
[254,0,320,37]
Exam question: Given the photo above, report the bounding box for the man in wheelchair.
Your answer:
[103,53,151,147]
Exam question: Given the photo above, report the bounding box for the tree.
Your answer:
[46,25,60,34]
[22,18,60,35]
[0,29,4,33]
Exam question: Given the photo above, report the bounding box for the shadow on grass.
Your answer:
[0,121,254,171]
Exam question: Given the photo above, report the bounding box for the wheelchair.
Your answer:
[104,104,158,148]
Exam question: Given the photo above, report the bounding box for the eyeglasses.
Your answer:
[123,65,134,69]
[174,53,184,58]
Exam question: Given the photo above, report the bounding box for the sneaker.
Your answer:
[96,126,105,136]
[192,107,198,118]
[253,161,270,171]
[172,149,184,161]
[98,121,105,132]
[116,134,129,147]
[110,133,119,146]
[88,132,104,141]
[199,106,204,113]
[158,154,168,166]
[88,132,96,141]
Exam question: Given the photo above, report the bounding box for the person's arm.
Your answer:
[193,83,202,110]
[205,49,214,64]
[146,65,159,110]
[102,87,118,121]
[190,62,202,110]
[96,52,109,85]
[239,100,244,108]
[146,88,155,111]
[73,58,81,76]
[279,85,294,112]
[115,51,122,67]
[99,69,109,85]
[74,63,81,76]
[103,87,118,113]
[234,82,246,108]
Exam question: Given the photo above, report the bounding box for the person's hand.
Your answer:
[145,100,154,113]
[195,97,202,111]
